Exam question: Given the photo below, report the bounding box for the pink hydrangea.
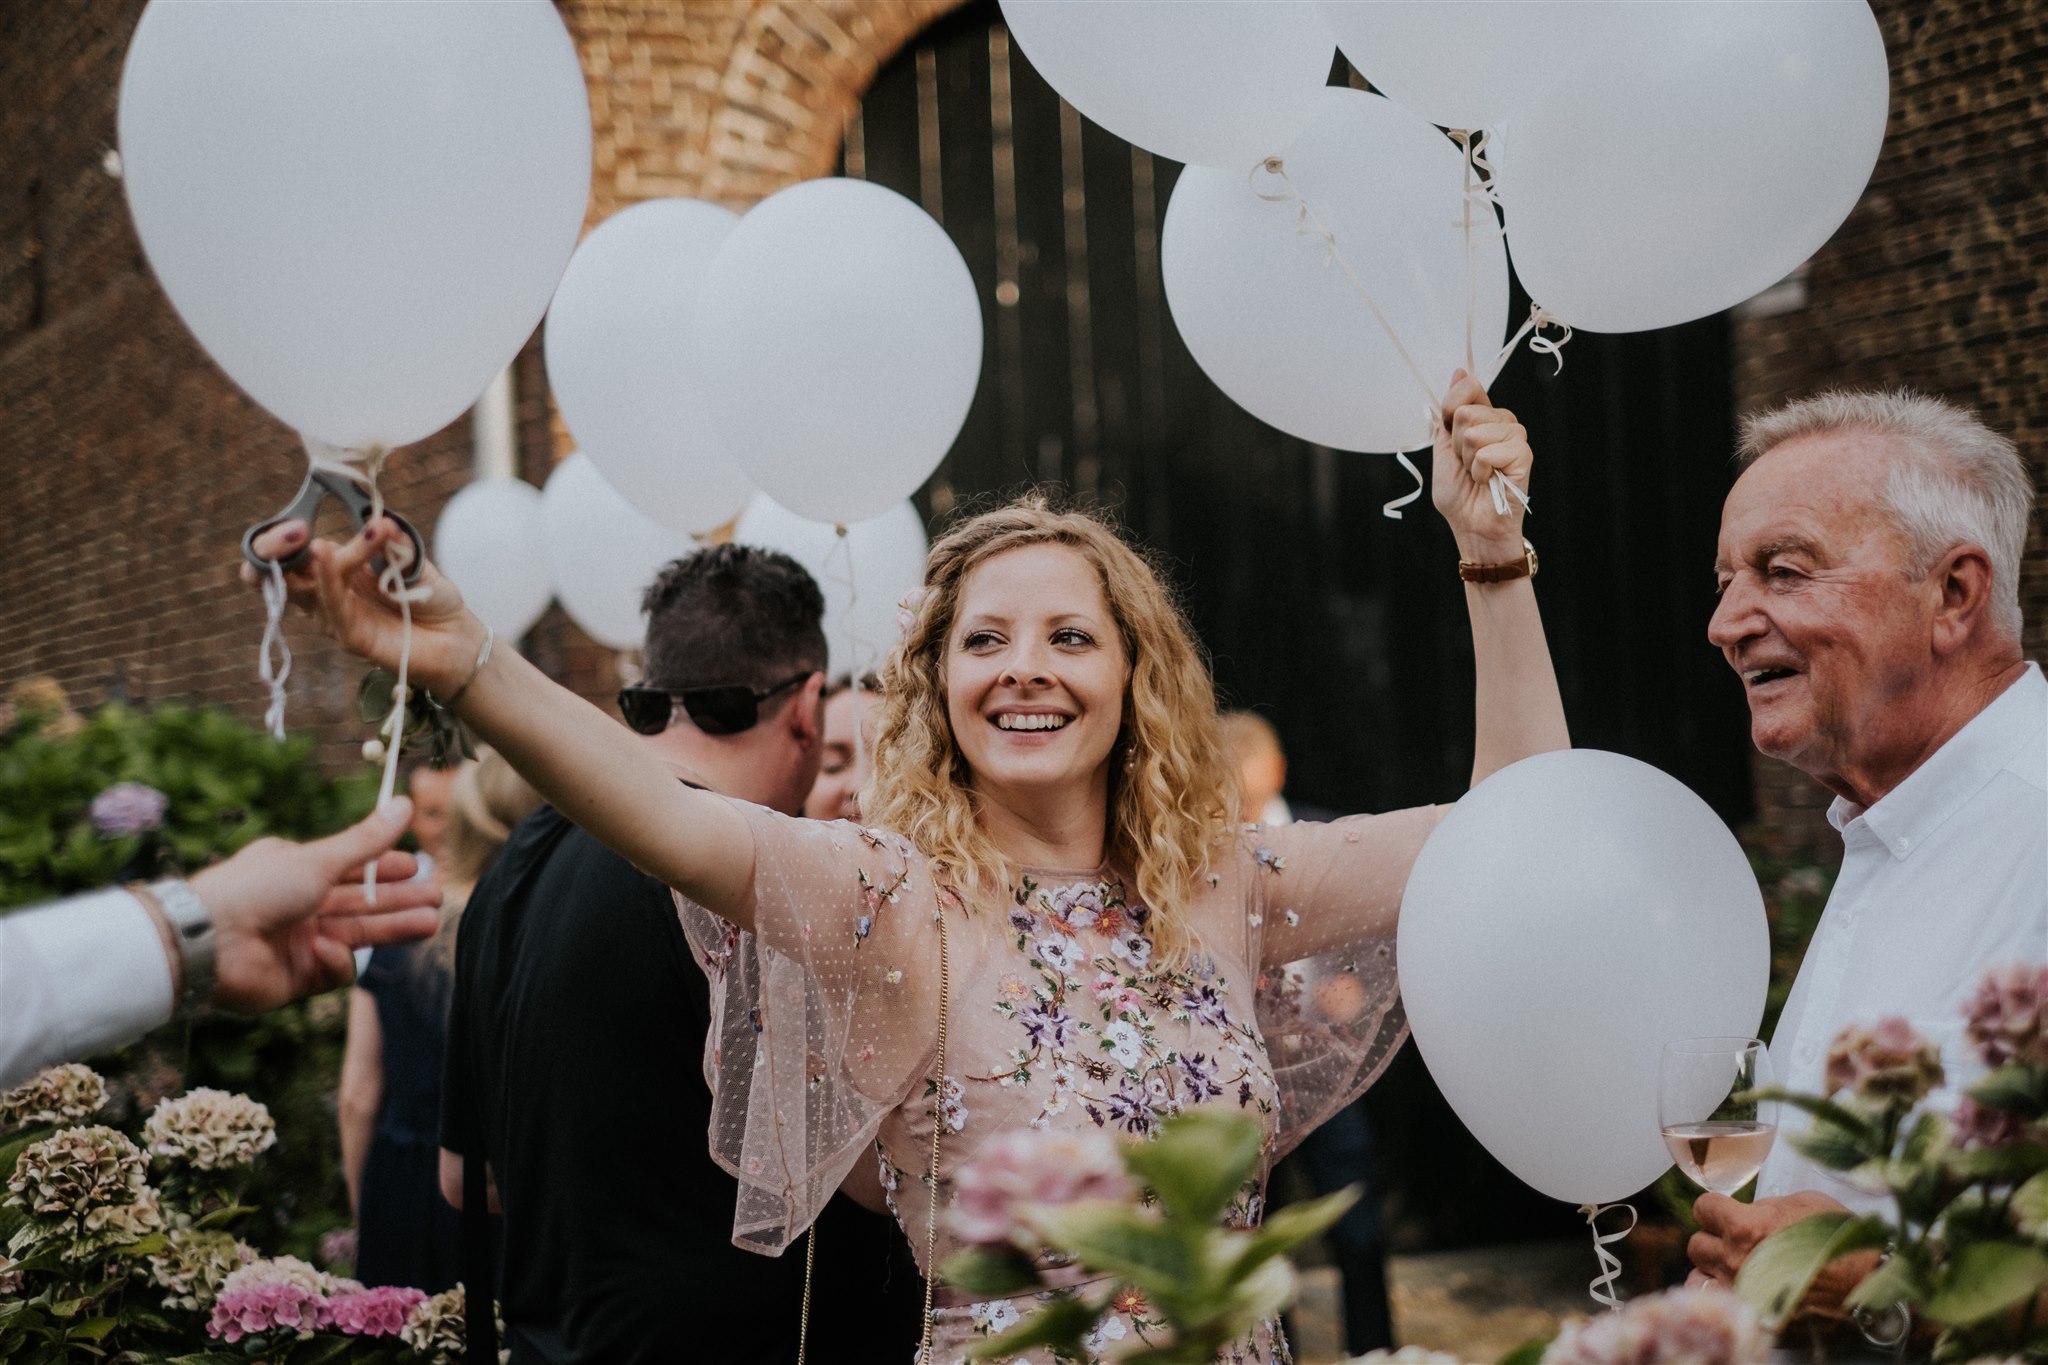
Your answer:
[1963,963,2048,1069]
[1541,1285,1772,1365]
[949,1127,1136,1246]
[1823,1016,1945,1107]
[206,1282,326,1342]
[89,782,167,837]
[322,1284,428,1336]
[1951,1096,2029,1152]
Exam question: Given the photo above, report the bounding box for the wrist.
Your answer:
[418,616,492,699]
[1454,531,1526,563]
[130,879,217,1015]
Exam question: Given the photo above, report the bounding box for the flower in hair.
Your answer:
[896,586,928,637]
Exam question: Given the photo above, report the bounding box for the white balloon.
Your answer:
[1491,1,1890,333]
[1162,88,1509,453]
[1398,751,1770,1205]
[733,495,930,682]
[544,200,754,535]
[117,0,590,452]
[539,454,698,651]
[1318,3,1626,133]
[1001,0,1334,168]
[433,479,553,642]
[692,179,981,526]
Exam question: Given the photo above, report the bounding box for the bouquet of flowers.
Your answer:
[1735,962,2048,1361]
[938,1107,1357,1363]
[0,1063,488,1364]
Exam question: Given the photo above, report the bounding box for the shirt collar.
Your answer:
[1827,663,2046,858]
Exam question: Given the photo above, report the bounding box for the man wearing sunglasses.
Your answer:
[437,544,922,1365]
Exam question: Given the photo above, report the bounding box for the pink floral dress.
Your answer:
[677,798,1439,1364]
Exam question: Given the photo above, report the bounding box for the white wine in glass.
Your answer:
[1659,1037,1776,1196]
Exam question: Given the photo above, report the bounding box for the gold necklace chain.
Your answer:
[918,898,951,1364]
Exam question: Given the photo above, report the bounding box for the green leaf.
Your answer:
[1218,1186,1359,1288]
[1733,1211,1890,1328]
[1749,1088,1878,1145]
[965,1290,1103,1360]
[1946,1142,2048,1185]
[1843,1246,1930,1314]
[1922,1241,2048,1326]
[63,1317,116,1342]
[2013,1170,2048,1241]
[1791,1116,1883,1172]
[1023,1203,1194,1310]
[937,1244,1043,1297]
[1968,1063,2048,1119]
[191,1205,256,1231]
[1121,1110,1263,1228]
[1497,1337,1555,1365]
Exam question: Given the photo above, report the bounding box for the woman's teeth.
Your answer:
[996,713,1068,731]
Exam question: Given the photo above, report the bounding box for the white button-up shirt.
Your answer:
[0,888,174,1088]
[1759,664,2048,1207]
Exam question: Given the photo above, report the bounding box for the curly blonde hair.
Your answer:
[864,496,1236,965]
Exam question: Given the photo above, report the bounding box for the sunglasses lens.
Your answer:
[617,689,672,735]
[681,686,757,736]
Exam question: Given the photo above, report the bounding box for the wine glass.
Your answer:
[1659,1037,1777,1196]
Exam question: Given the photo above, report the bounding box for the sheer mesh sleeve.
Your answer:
[674,799,939,1256]
[1243,807,1443,1159]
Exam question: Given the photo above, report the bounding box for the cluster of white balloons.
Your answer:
[1004,0,1890,450]
[119,0,973,661]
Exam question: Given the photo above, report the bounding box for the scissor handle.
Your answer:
[241,467,425,586]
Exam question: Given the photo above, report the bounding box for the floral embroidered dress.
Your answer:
[676,798,1439,1364]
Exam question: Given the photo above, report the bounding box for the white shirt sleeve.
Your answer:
[0,888,177,1089]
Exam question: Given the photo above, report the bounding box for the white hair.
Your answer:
[1739,389,2032,641]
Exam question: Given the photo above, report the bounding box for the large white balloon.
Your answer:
[544,200,754,535]
[1317,3,1626,133]
[1491,2,1891,333]
[1163,89,1509,453]
[1398,750,1769,1205]
[733,496,930,682]
[433,479,554,642]
[117,0,591,451]
[999,0,1334,168]
[539,454,698,651]
[691,179,981,526]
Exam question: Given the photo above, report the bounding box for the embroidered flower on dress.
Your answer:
[1103,1020,1146,1069]
[1036,937,1084,975]
[1110,930,1152,970]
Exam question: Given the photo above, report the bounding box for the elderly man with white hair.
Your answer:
[1685,390,2045,1321]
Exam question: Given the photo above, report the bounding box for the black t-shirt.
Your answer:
[442,806,923,1365]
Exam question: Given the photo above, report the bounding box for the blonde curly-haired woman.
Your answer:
[250,373,1567,1363]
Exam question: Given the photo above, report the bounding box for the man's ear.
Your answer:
[787,671,827,746]
[1930,543,1996,655]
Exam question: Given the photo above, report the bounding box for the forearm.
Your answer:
[1463,573,1569,786]
[338,1089,376,1217]
[444,627,756,922]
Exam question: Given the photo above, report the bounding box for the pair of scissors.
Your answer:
[241,466,425,586]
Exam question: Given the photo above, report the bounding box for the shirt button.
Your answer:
[1897,836,1912,852]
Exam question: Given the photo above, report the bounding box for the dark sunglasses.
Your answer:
[617,670,814,737]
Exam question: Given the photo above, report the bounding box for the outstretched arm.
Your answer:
[1431,371,1570,786]
[244,518,759,925]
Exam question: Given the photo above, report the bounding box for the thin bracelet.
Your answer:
[443,624,495,708]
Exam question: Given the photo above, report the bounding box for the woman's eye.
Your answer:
[961,630,1002,651]
[1052,628,1095,648]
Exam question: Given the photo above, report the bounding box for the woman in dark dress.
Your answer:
[340,754,539,1289]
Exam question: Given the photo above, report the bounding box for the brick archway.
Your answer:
[563,0,968,220]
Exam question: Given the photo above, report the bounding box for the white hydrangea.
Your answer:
[0,1064,108,1128]
[4,1125,163,1262]
[143,1226,255,1310]
[218,1253,350,1300]
[142,1088,277,1171]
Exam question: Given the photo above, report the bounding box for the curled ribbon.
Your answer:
[1578,1201,1637,1312]
[305,438,430,899]
[257,559,293,741]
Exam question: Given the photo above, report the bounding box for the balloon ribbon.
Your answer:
[1578,1201,1637,1311]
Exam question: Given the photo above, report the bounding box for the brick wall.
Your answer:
[1731,0,2048,859]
